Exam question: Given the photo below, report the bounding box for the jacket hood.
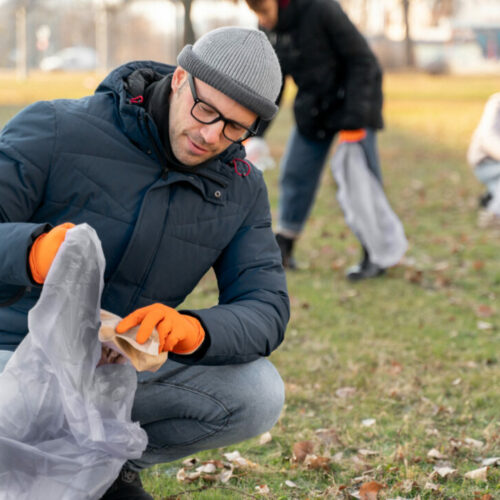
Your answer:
[95,60,172,101]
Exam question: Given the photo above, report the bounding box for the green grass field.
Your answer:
[1,72,498,499]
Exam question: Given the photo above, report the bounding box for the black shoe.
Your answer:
[478,191,493,209]
[346,248,385,281]
[100,465,153,500]
[275,233,297,270]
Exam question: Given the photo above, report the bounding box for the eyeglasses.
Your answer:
[187,74,258,144]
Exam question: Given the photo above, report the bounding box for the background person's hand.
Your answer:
[338,129,367,143]
[116,303,205,354]
[29,222,75,284]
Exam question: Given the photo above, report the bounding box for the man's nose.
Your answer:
[200,120,225,144]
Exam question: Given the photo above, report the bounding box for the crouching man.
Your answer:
[0,27,289,499]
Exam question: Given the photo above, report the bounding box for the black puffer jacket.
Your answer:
[264,0,383,140]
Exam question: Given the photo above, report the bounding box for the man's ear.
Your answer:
[171,67,187,93]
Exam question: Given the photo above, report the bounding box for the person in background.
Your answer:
[0,27,289,499]
[467,92,500,228]
[244,0,407,280]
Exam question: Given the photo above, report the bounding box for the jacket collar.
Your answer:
[94,61,247,179]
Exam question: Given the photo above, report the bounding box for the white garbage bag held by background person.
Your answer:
[244,136,277,171]
[331,141,408,269]
[0,224,147,500]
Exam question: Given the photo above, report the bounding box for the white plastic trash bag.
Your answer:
[331,142,408,268]
[0,224,147,500]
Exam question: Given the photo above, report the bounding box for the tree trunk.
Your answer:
[182,0,195,46]
[95,6,109,72]
[402,0,415,67]
[16,6,28,80]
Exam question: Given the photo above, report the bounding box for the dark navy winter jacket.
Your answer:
[0,61,289,364]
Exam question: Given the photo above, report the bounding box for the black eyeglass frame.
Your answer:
[187,74,259,144]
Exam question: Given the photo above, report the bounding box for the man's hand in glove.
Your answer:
[29,222,75,284]
[116,303,205,354]
[338,129,367,143]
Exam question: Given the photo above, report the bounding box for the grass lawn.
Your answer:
[1,72,498,499]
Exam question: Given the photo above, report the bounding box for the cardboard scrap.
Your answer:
[98,309,168,372]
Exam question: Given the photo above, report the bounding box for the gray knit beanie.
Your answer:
[177,27,282,121]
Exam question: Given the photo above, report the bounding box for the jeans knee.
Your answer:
[231,359,284,438]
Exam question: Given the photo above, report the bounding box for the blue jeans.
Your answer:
[475,158,500,195]
[278,127,382,236]
[0,350,284,470]
[129,357,284,469]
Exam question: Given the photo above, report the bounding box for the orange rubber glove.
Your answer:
[29,222,75,284]
[116,303,205,355]
[338,129,367,143]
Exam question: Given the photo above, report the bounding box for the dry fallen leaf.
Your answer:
[481,457,500,466]
[201,474,218,483]
[464,466,488,481]
[476,304,494,317]
[427,448,447,460]
[474,494,493,500]
[218,467,233,484]
[359,481,385,500]
[176,468,201,483]
[432,465,457,478]
[223,450,241,462]
[255,484,270,495]
[182,457,199,468]
[389,360,403,375]
[340,289,359,302]
[449,438,463,453]
[400,479,418,493]
[258,431,272,445]
[304,454,331,471]
[331,257,347,270]
[433,261,449,272]
[358,448,379,457]
[196,463,217,474]
[472,260,485,271]
[285,479,297,488]
[434,274,451,288]
[335,386,356,398]
[292,440,315,463]
[351,454,369,472]
[424,481,439,491]
[465,360,479,369]
[477,321,493,331]
[223,450,257,469]
[315,427,344,447]
[464,437,484,449]
[404,268,423,284]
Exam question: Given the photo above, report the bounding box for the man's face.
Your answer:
[252,0,279,30]
[169,68,258,167]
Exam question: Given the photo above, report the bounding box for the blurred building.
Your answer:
[0,0,499,73]
[340,0,500,73]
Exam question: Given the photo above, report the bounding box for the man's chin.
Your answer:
[174,151,208,167]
